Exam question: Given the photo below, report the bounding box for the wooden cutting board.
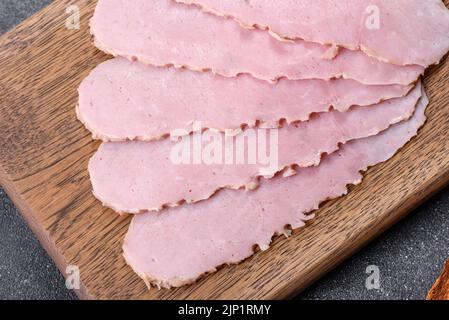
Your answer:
[0,0,448,300]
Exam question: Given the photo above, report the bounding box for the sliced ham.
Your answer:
[122,90,428,289]
[89,82,421,214]
[77,58,414,142]
[90,0,424,85]
[177,0,449,67]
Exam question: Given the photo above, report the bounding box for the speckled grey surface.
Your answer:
[0,0,448,301]
[300,190,449,300]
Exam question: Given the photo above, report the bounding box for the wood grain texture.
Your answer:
[0,0,448,300]
[427,260,449,300]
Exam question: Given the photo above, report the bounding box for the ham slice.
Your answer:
[77,58,414,142]
[177,0,449,67]
[123,90,428,289]
[89,82,421,214]
[90,0,424,85]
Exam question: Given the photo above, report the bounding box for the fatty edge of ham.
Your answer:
[177,0,449,67]
[122,89,428,289]
[89,0,424,85]
[77,57,414,142]
[88,82,422,214]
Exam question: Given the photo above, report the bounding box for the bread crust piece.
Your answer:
[427,260,449,300]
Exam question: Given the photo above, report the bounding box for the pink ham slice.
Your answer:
[89,82,421,214]
[177,0,449,67]
[90,0,424,85]
[123,90,428,289]
[77,58,414,142]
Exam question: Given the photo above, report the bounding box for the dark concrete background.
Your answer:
[0,0,448,300]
